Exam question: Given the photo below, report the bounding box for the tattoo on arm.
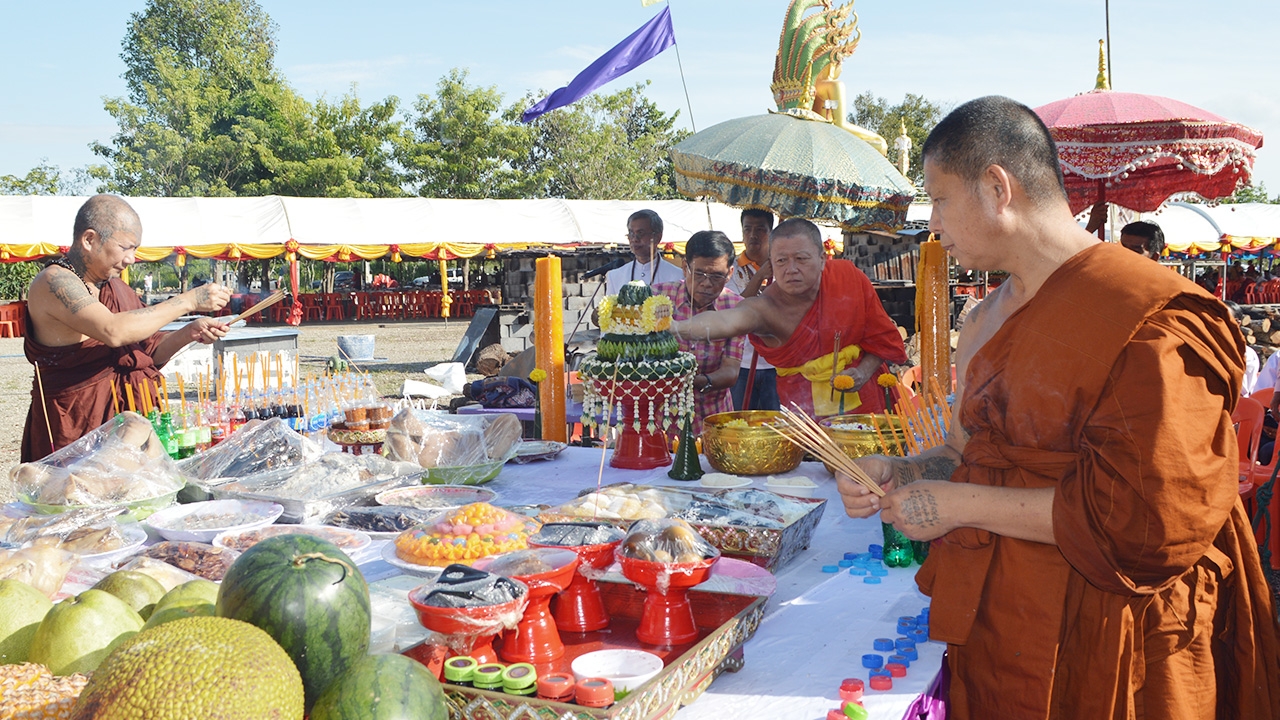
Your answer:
[898,488,941,528]
[47,271,94,315]
[888,454,959,487]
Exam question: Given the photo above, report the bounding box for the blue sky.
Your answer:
[2,0,1275,193]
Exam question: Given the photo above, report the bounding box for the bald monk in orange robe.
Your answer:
[841,97,1280,718]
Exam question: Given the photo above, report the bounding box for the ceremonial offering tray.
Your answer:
[144,499,284,543]
[701,411,803,476]
[540,483,826,571]
[403,578,767,720]
[327,426,386,456]
[819,413,908,471]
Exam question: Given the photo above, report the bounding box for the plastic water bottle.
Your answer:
[882,522,914,568]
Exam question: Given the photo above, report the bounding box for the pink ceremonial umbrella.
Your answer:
[1034,90,1264,215]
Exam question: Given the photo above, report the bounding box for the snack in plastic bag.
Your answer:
[178,417,321,482]
[384,410,522,469]
[480,548,577,578]
[139,541,240,582]
[0,506,127,548]
[114,555,205,591]
[394,502,540,567]
[216,453,416,499]
[529,522,625,548]
[618,519,719,564]
[0,545,77,598]
[12,412,183,509]
[410,563,526,609]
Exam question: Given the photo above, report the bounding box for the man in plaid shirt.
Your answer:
[652,231,745,434]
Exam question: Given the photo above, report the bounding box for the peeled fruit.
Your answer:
[28,589,143,676]
[92,571,166,620]
[0,579,53,663]
[70,616,304,720]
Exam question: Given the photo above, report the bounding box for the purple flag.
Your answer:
[521,8,675,123]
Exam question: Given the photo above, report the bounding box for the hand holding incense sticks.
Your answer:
[768,404,885,497]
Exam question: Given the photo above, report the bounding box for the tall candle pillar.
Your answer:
[535,256,567,442]
[915,238,952,395]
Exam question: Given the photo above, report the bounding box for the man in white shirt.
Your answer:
[727,208,780,411]
[1259,351,1279,396]
[1225,302,1260,395]
[604,209,683,296]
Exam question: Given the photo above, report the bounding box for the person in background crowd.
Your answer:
[1118,220,1165,259]
[605,209,683,296]
[1225,301,1260,395]
[728,208,780,411]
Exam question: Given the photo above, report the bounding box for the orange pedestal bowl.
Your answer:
[618,554,718,646]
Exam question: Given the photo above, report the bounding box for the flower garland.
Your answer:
[642,295,673,332]
[597,296,616,333]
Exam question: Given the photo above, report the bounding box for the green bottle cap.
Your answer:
[501,663,538,692]
[472,663,506,690]
[442,656,477,684]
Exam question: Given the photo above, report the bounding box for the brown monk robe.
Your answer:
[21,278,163,461]
[918,244,1280,718]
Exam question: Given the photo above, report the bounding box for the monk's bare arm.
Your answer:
[837,425,966,519]
[33,269,230,348]
[670,297,766,343]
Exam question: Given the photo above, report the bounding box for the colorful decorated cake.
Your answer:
[584,281,697,382]
[394,502,541,566]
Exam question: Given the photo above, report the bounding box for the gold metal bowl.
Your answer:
[819,414,907,474]
[701,411,803,476]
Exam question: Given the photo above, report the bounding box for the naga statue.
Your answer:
[770,0,888,155]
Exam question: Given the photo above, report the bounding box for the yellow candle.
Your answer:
[534,256,567,442]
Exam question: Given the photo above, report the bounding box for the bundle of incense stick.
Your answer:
[227,289,286,325]
[768,404,884,497]
[892,377,953,454]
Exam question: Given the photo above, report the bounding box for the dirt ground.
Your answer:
[0,318,475,502]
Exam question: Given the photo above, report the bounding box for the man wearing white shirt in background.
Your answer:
[604,209,683,296]
[1225,302,1260,395]
[727,208,781,411]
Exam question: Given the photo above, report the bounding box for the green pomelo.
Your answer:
[153,579,219,613]
[311,653,448,720]
[217,534,371,712]
[0,579,53,663]
[92,571,166,620]
[70,616,304,720]
[29,589,143,675]
[142,601,215,631]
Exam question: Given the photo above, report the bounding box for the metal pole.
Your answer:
[1105,0,1113,87]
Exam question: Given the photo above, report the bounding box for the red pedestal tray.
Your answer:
[408,580,529,667]
[589,376,689,470]
[529,537,624,633]
[476,549,580,664]
[619,554,718,647]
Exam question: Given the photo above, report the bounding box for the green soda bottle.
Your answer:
[882,522,914,568]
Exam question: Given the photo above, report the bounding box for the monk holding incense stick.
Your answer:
[841,97,1280,719]
[669,218,906,417]
[21,194,231,461]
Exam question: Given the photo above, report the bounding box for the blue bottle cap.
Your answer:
[870,566,888,577]
[822,565,840,573]
[837,559,854,568]
[863,576,881,584]
[916,614,929,626]
[844,552,858,560]
[848,567,867,576]
[869,668,891,677]
[900,647,919,661]
[909,628,928,642]
[868,544,883,554]
[888,654,910,667]
[873,638,895,652]
[897,616,918,628]
[895,637,915,651]
[920,606,931,617]
[860,654,884,669]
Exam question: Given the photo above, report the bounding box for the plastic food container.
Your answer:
[144,499,283,543]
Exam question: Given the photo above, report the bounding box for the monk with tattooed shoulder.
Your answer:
[21,194,231,461]
[840,97,1280,719]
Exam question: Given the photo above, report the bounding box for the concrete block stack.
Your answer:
[498,251,629,354]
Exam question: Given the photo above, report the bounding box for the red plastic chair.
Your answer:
[1234,396,1265,492]
[351,292,375,321]
[299,294,323,322]
[323,293,347,321]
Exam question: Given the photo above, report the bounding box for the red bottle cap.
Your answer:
[575,677,615,708]
[839,676,864,702]
[537,672,576,701]
[886,662,907,677]
[840,678,864,692]
[827,710,849,720]
[869,675,893,691]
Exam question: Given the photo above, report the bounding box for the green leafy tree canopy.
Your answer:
[849,92,944,185]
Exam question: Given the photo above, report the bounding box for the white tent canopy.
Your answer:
[0,196,845,254]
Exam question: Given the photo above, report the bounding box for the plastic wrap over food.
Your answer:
[12,412,183,508]
[383,409,522,469]
[139,541,240,582]
[530,522,626,548]
[115,555,204,591]
[178,418,322,482]
[216,453,418,499]
[618,519,719,564]
[325,506,439,534]
[0,506,127,549]
[411,564,527,610]
[0,545,76,598]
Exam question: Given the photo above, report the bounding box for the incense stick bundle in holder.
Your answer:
[891,378,953,455]
[767,405,884,497]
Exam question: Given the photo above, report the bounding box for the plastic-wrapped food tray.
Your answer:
[403,578,767,720]
[210,469,423,524]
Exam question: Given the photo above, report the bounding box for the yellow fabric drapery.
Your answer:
[128,241,538,264]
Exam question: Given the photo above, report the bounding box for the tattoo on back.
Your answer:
[47,270,94,315]
[899,488,941,528]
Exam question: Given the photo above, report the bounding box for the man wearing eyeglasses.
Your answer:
[651,231,744,434]
[604,209,683,296]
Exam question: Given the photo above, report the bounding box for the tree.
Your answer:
[0,161,86,196]
[849,92,943,184]
[518,82,690,200]
[1222,181,1279,204]
[398,69,541,199]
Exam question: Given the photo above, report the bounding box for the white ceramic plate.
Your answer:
[214,524,370,553]
[77,524,148,567]
[699,472,753,490]
[380,541,446,577]
[145,499,283,543]
[764,475,818,499]
[375,485,498,511]
[571,649,665,692]
[509,440,567,464]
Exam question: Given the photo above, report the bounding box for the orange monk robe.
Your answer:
[22,278,164,462]
[751,259,907,416]
[918,243,1280,719]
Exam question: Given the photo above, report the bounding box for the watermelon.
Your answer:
[311,654,448,720]
[216,534,371,712]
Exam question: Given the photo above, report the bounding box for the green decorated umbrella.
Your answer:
[670,112,916,233]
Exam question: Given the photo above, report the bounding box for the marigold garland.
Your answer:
[529,368,547,383]
[832,374,856,391]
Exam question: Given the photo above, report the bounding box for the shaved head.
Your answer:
[772,217,824,252]
[72,194,140,246]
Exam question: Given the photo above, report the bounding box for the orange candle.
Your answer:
[916,238,952,396]
[534,256,567,442]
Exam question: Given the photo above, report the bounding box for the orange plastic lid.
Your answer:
[536,672,576,700]
[575,677,615,707]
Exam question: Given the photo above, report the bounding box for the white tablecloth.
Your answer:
[359,447,943,720]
